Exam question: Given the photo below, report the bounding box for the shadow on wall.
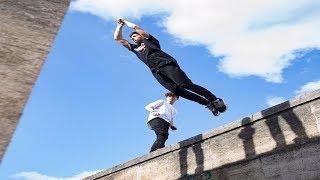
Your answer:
[178,134,204,179]
[238,117,256,158]
[176,101,312,179]
[263,102,309,149]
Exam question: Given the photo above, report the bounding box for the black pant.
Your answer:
[149,118,170,152]
[152,64,217,105]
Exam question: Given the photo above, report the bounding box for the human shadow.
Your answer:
[238,117,257,158]
[175,101,313,179]
[262,101,309,149]
[178,134,204,179]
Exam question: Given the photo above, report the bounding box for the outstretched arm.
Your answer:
[113,19,130,49]
[123,19,150,39]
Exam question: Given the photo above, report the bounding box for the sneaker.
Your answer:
[206,98,227,116]
[213,98,227,113]
[206,102,220,116]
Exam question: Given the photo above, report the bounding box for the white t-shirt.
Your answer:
[145,99,177,128]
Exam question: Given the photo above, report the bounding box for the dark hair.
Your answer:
[165,92,179,99]
[129,31,140,38]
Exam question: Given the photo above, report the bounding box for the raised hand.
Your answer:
[117,18,125,25]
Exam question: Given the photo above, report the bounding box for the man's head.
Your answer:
[130,32,143,44]
[165,92,179,105]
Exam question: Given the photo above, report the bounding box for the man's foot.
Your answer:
[214,98,227,112]
[206,98,227,116]
[206,102,220,116]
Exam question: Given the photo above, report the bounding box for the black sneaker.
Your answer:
[206,102,220,116]
[213,98,227,113]
[206,98,227,116]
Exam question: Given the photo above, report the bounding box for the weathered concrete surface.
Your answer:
[85,89,320,180]
[0,0,70,162]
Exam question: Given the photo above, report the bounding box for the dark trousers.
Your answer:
[149,118,170,152]
[152,64,217,105]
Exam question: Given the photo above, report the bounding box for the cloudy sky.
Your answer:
[1,0,319,179]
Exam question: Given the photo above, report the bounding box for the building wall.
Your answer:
[0,0,70,162]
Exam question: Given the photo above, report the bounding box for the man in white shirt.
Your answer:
[145,92,178,152]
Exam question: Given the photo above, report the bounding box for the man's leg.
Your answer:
[159,64,227,115]
[160,65,217,102]
[181,82,227,113]
[153,71,209,105]
[149,118,169,152]
[172,86,209,105]
[181,83,217,102]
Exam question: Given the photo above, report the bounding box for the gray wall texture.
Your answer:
[0,0,70,163]
[85,89,320,180]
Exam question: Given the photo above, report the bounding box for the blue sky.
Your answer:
[1,1,320,179]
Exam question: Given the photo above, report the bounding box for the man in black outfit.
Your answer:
[114,18,227,116]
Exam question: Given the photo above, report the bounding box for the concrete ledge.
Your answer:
[85,89,320,180]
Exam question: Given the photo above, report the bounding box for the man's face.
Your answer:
[166,95,178,104]
[131,33,143,44]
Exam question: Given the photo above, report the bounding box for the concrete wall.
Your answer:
[0,0,70,162]
[85,89,320,180]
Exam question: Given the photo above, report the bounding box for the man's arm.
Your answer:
[113,20,131,49]
[145,100,164,112]
[170,109,177,130]
[123,19,150,39]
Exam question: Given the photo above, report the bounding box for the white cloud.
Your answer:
[266,96,286,107]
[71,0,320,83]
[70,0,168,20]
[11,172,56,180]
[11,170,102,180]
[266,80,320,106]
[295,80,320,95]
